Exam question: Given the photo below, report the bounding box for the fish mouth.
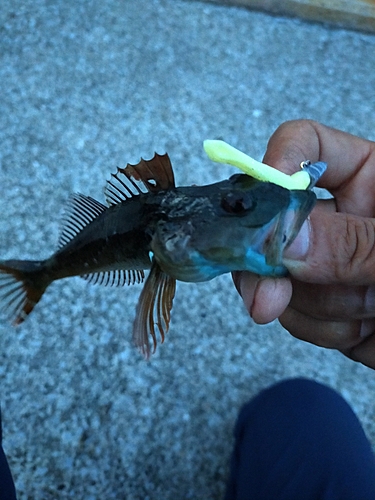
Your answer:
[263,196,314,268]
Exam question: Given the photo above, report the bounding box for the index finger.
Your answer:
[263,120,375,191]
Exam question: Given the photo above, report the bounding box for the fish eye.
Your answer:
[221,192,255,214]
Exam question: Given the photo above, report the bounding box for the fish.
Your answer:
[0,147,324,358]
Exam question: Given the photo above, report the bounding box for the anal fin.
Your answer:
[81,269,145,286]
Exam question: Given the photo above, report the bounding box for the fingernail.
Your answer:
[239,279,253,318]
[284,219,310,261]
[238,273,257,318]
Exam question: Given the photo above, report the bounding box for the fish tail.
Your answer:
[0,259,50,325]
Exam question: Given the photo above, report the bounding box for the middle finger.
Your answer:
[289,280,375,320]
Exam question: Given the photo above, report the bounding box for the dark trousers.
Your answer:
[225,378,375,500]
[0,411,16,500]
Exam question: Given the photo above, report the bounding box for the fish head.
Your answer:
[150,174,316,281]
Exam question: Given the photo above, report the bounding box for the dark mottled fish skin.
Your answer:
[0,153,316,357]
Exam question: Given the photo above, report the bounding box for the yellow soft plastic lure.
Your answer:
[203,139,314,190]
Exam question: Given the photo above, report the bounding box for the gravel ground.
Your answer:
[0,0,375,498]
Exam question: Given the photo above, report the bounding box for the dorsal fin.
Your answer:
[124,153,175,192]
[132,259,176,359]
[104,153,175,206]
[58,193,107,248]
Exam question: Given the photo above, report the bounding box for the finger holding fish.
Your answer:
[235,120,375,369]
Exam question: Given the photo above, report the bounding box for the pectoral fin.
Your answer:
[133,259,176,359]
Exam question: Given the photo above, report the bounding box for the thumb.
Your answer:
[283,202,375,285]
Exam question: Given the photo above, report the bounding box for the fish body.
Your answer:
[0,152,317,357]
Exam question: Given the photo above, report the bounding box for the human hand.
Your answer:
[233,119,375,369]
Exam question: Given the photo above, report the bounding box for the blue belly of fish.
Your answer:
[178,248,287,283]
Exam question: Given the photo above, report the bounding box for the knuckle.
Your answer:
[333,216,375,283]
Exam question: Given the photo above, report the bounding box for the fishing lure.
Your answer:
[0,141,326,357]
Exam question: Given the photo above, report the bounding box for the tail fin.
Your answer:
[0,260,49,325]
